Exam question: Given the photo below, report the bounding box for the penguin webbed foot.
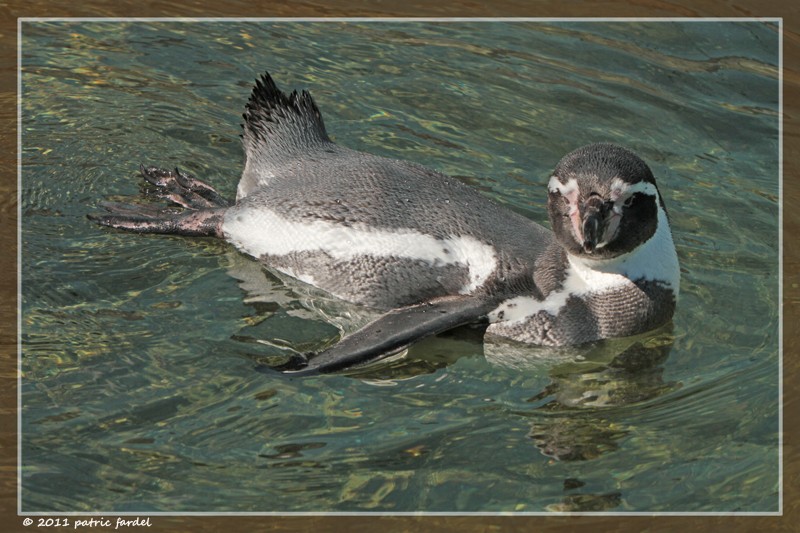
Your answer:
[139,165,232,209]
[88,165,232,237]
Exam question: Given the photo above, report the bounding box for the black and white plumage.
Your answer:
[90,72,679,374]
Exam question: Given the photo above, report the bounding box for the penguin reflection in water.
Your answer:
[90,72,680,375]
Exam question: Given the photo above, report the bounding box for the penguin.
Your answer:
[90,72,680,375]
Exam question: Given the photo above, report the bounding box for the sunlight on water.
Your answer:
[20,20,779,513]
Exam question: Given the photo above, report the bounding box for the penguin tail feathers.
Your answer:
[241,72,332,158]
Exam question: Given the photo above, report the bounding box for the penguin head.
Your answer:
[547,143,664,260]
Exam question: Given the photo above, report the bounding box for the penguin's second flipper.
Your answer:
[274,295,498,376]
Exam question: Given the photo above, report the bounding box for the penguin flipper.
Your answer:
[276,295,497,375]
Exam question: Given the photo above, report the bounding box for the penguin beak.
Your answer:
[579,196,617,254]
[582,209,603,253]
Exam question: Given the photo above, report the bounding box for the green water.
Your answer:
[20,20,780,513]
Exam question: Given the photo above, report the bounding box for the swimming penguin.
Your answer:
[90,72,679,375]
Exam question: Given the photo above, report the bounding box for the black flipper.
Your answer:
[275,295,498,376]
[88,165,231,237]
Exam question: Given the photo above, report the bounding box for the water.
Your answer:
[19,20,780,513]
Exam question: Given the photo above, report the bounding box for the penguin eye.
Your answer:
[623,194,636,208]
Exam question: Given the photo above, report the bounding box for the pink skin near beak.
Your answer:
[566,190,584,246]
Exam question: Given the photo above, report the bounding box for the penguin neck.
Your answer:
[565,205,680,294]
